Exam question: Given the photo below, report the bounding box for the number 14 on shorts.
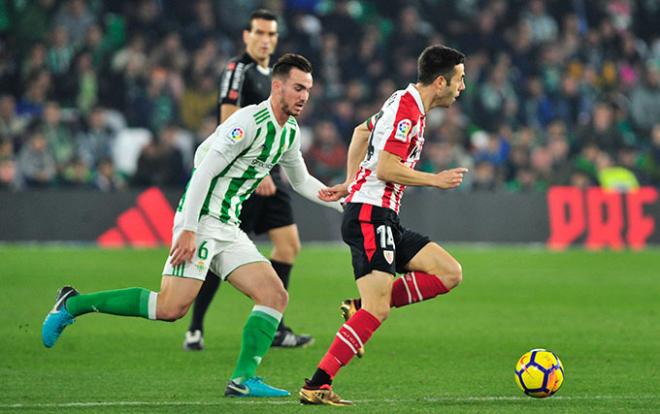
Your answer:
[376,225,395,264]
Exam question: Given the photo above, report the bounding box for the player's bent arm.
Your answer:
[220,104,240,124]
[180,150,232,231]
[281,153,343,213]
[376,150,468,189]
[345,122,371,184]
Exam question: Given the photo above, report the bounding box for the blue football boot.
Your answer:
[42,286,78,348]
[224,377,290,398]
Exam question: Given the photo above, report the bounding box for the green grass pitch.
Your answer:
[1,244,659,413]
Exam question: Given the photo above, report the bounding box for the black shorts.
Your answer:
[239,188,295,235]
[342,203,430,279]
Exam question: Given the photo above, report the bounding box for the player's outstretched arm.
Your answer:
[321,121,373,202]
[376,150,468,189]
[280,152,343,213]
[345,122,372,185]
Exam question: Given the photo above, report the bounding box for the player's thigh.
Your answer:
[342,203,397,279]
[404,242,462,282]
[226,262,288,311]
[212,228,270,281]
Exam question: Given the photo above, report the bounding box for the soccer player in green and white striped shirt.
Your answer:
[41,54,341,398]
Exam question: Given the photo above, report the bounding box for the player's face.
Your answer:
[278,68,313,117]
[436,63,465,108]
[244,19,278,62]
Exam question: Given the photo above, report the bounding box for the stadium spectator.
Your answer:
[0,156,22,191]
[630,63,660,135]
[53,0,96,48]
[72,50,99,114]
[61,156,93,188]
[522,0,558,44]
[39,101,76,174]
[93,156,126,191]
[179,72,216,131]
[17,129,56,188]
[305,119,347,185]
[471,160,499,192]
[20,43,49,83]
[77,107,115,168]
[596,151,639,191]
[47,25,75,79]
[16,70,51,118]
[0,95,29,143]
[577,102,625,154]
[133,124,184,187]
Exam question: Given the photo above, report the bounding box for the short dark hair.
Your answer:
[246,9,278,31]
[272,53,313,79]
[417,45,465,85]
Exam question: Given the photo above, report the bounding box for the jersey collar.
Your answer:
[266,98,285,129]
[406,84,426,115]
[243,51,271,74]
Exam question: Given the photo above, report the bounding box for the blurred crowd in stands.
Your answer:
[0,0,658,192]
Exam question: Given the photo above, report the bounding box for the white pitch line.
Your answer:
[1,395,655,409]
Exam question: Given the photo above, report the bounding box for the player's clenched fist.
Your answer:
[433,167,468,189]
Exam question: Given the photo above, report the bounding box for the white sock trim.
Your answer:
[148,291,158,320]
[410,272,423,301]
[342,323,364,348]
[401,274,413,304]
[336,332,358,355]
[252,305,282,322]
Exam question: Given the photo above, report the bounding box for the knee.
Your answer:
[272,286,289,310]
[274,240,301,262]
[273,235,301,263]
[253,284,289,312]
[157,303,188,322]
[443,261,463,289]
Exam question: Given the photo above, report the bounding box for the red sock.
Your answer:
[390,271,449,308]
[318,309,381,378]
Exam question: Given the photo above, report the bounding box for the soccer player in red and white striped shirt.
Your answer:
[302,45,468,405]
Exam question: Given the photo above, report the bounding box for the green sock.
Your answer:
[65,288,157,319]
[231,306,282,383]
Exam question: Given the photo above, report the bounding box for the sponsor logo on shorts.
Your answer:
[384,250,394,264]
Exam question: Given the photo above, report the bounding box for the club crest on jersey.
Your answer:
[226,127,245,143]
[394,119,412,142]
[383,250,394,264]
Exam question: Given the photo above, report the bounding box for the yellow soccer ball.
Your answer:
[514,348,564,398]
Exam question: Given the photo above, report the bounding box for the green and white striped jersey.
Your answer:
[177,99,301,226]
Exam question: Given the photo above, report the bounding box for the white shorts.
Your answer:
[162,215,268,281]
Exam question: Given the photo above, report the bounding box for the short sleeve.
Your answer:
[218,60,246,106]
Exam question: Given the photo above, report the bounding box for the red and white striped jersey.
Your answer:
[345,84,426,214]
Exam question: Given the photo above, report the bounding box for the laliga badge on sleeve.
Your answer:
[224,127,245,144]
[394,119,412,142]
